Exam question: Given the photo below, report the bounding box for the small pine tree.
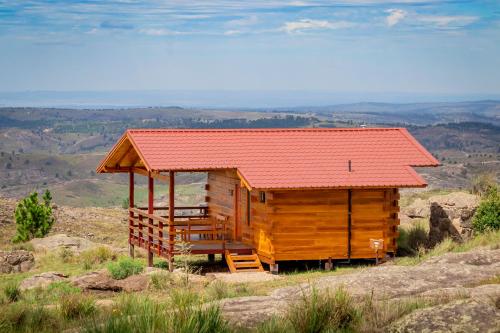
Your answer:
[13,190,55,243]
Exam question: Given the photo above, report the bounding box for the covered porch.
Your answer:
[126,170,253,271]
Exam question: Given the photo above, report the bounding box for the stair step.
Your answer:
[225,250,264,273]
[234,261,260,268]
[231,255,259,261]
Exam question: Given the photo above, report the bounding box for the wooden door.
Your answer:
[234,183,243,241]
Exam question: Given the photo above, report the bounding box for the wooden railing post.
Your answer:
[168,171,175,272]
[129,171,135,258]
[148,174,154,267]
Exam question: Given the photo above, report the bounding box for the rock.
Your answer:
[208,272,281,284]
[119,274,149,292]
[31,234,99,254]
[220,248,500,328]
[400,192,480,245]
[0,250,34,273]
[19,272,68,290]
[389,299,500,333]
[71,269,149,292]
[71,270,122,292]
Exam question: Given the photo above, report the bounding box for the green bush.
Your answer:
[473,187,500,233]
[3,282,21,303]
[13,190,55,243]
[107,257,143,280]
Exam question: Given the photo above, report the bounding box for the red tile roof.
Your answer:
[98,128,439,189]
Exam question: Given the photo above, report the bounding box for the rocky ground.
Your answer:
[222,248,500,331]
[0,196,128,249]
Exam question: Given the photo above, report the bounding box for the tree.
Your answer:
[13,190,55,243]
[472,187,500,233]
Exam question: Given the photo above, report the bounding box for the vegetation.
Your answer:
[80,246,117,270]
[3,282,21,303]
[13,190,55,243]
[472,187,500,233]
[396,221,428,256]
[470,172,497,196]
[59,294,96,320]
[107,257,143,280]
[396,229,500,266]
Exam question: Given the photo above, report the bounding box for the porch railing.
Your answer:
[128,207,227,257]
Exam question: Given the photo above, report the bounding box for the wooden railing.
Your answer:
[135,206,208,219]
[128,207,227,256]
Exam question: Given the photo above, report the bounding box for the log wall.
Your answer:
[206,169,400,263]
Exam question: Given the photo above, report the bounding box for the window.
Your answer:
[259,191,266,203]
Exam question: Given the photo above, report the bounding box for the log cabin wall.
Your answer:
[206,169,400,262]
[266,188,400,262]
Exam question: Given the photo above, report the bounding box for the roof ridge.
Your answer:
[127,127,403,133]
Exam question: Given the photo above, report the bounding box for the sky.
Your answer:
[0,1,499,106]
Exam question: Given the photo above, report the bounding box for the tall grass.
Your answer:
[258,287,360,333]
[396,229,500,266]
[84,292,230,333]
[3,282,21,303]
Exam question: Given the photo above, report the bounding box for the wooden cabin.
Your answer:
[97,128,439,273]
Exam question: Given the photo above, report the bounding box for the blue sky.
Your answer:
[0,0,499,103]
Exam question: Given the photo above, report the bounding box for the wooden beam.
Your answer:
[147,174,154,267]
[129,172,135,258]
[116,144,135,167]
[168,171,175,272]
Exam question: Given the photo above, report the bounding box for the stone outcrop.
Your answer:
[427,193,480,246]
[221,248,500,328]
[19,272,68,290]
[401,192,480,245]
[31,234,101,254]
[389,298,500,333]
[0,250,34,273]
[71,269,149,292]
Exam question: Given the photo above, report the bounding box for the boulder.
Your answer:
[30,234,98,254]
[401,192,480,246]
[71,269,149,292]
[389,299,500,333]
[71,270,122,292]
[0,250,34,273]
[19,272,68,290]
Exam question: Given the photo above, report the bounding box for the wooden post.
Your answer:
[148,174,154,267]
[270,263,279,275]
[129,172,135,258]
[168,171,175,272]
[325,257,333,271]
[208,254,215,262]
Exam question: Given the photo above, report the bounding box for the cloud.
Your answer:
[417,15,478,28]
[281,19,354,33]
[288,1,309,6]
[224,30,242,36]
[139,28,182,36]
[386,9,407,27]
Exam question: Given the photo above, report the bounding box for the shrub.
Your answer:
[286,287,360,333]
[397,222,428,256]
[149,272,173,291]
[58,246,74,263]
[59,294,96,320]
[107,257,143,280]
[206,280,230,300]
[472,187,500,233]
[3,282,21,303]
[471,173,497,196]
[80,246,116,269]
[121,197,130,209]
[46,281,81,299]
[0,303,59,332]
[13,190,55,243]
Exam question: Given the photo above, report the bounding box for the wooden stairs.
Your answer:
[225,250,264,273]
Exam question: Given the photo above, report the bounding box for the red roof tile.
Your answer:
[98,128,439,189]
